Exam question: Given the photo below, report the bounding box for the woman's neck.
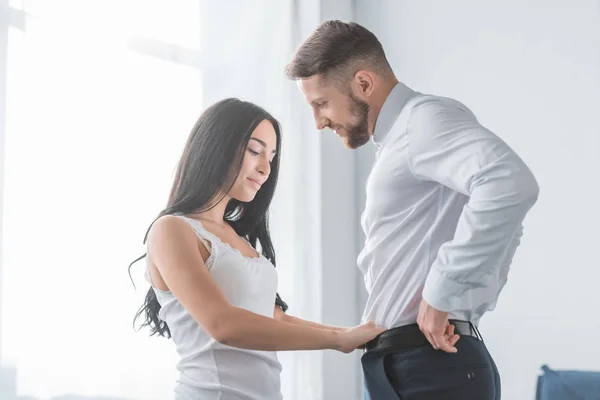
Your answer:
[191,195,231,226]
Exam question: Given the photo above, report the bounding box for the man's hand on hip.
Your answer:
[417,299,460,353]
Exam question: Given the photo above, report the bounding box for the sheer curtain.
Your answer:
[0,1,323,399]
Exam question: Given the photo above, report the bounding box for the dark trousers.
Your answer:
[361,335,501,400]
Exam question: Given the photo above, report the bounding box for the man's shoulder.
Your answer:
[404,93,477,131]
[387,94,449,133]
[409,93,471,114]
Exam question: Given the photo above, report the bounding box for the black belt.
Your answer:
[365,320,482,352]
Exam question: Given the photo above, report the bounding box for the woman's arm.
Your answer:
[273,307,344,331]
[148,216,383,353]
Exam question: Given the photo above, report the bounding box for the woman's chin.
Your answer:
[232,190,258,203]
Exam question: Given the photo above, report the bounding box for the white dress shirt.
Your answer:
[358,82,539,329]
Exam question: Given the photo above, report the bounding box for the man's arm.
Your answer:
[487,224,523,311]
[407,97,538,350]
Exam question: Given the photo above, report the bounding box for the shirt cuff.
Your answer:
[421,267,496,313]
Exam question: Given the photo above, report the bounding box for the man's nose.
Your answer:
[315,116,329,130]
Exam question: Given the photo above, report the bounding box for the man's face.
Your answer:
[298,75,371,149]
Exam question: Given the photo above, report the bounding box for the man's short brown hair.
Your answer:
[285,20,393,83]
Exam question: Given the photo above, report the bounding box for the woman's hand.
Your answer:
[336,321,386,353]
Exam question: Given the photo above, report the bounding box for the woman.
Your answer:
[130,98,384,399]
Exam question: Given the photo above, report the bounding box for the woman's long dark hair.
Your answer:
[129,98,282,338]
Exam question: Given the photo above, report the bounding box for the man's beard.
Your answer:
[345,92,370,149]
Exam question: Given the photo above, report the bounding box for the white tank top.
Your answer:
[146,215,283,400]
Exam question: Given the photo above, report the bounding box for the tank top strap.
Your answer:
[174,215,214,252]
[144,214,217,289]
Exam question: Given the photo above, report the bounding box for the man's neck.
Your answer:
[369,77,399,136]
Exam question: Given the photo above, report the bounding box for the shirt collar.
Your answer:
[372,82,417,147]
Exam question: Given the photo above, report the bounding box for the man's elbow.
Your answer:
[516,169,540,206]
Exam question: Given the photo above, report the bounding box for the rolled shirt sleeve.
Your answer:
[407,97,539,313]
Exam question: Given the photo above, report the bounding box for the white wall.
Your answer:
[355,1,600,399]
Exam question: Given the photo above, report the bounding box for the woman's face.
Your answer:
[228,119,277,202]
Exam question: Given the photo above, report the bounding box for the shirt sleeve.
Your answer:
[487,224,523,311]
[406,97,539,313]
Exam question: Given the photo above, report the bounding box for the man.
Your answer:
[285,20,538,399]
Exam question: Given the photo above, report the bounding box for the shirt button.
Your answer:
[467,372,475,380]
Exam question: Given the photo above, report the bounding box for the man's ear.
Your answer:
[354,70,375,98]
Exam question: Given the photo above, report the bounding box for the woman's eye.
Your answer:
[248,149,259,156]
